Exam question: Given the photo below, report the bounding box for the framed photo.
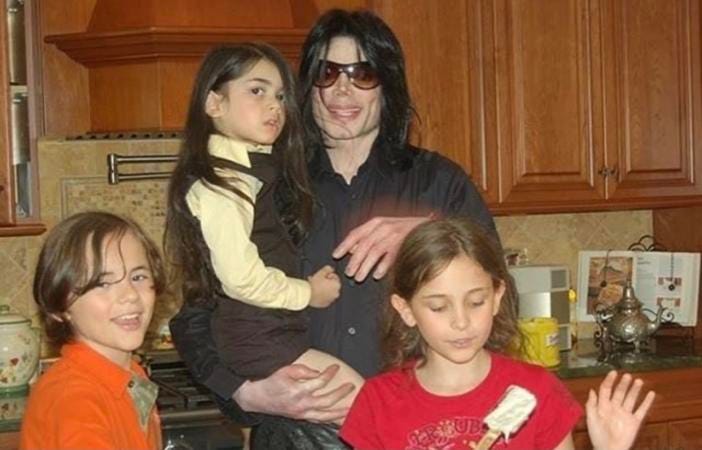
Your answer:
[577,251,635,319]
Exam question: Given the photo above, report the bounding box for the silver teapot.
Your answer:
[594,280,667,353]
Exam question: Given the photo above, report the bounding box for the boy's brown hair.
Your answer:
[33,211,166,349]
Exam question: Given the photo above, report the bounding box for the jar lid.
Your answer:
[0,304,30,325]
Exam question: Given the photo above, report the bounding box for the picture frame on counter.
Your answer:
[576,250,701,327]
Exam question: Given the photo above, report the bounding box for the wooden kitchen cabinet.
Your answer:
[573,422,668,450]
[599,0,702,206]
[373,1,499,203]
[669,419,702,449]
[491,0,702,214]
[0,431,19,450]
[565,366,702,450]
[376,0,702,215]
[0,0,16,227]
[489,0,608,211]
[0,0,44,235]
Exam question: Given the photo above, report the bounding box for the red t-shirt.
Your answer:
[340,352,582,450]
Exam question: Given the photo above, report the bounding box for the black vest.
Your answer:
[206,152,310,379]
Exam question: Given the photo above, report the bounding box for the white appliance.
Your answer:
[509,265,572,350]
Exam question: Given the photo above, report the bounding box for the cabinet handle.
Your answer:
[598,166,618,178]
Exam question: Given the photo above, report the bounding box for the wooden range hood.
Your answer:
[45,0,318,132]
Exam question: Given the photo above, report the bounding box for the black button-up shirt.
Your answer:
[169,141,496,425]
[304,143,497,378]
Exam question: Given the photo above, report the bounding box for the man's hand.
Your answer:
[586,370,656,450]
[232,363,356,423]
[333,216,431,282]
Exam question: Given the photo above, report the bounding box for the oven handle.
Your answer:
[159,408,227,425]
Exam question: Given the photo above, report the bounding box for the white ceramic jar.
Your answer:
[0,305,39,392]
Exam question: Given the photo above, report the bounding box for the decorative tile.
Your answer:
[496,209,653,288]
[0,138,656,355]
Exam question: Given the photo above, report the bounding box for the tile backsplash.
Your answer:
[497,210,653,288]
[0,137,179,354]
[0,138,653,354]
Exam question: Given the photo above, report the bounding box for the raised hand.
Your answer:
[586,370,656,450]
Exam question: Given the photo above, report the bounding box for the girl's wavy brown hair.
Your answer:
[382,218,523,370]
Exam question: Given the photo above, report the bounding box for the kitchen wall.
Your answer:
[0,137,180,354]
[0,138,653,355]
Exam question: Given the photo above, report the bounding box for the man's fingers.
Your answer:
[352,244,385,281]
[332,218,381,259]
[283,363,323,381]
[286,363,339,388]
[372,250,397,280]
[345,237,378,277]
[301,382,356,422]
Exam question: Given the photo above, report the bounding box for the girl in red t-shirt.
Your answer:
[340,218,655,450]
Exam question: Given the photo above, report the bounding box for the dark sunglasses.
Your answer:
[314,61,380,90]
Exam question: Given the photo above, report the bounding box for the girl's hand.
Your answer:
[308,265,341,308]
[586,370,656,450]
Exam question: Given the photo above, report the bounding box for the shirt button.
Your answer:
[347,327,357,336]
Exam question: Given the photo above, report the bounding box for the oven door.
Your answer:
[162,418,242,450]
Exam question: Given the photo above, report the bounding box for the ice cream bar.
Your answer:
[471,385,537,450]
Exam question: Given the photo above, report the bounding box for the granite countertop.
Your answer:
[556,337,702,379]
[4,337,702,434]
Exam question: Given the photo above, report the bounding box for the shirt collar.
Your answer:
[208,134,273,168]
[310,139,399,180]
[61,341,147,399]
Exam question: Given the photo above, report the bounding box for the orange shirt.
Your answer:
[20,342,162,450]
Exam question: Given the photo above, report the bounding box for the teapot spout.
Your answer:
[646,307,665,336]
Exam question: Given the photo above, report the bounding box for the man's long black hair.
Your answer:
[298,9,415,164]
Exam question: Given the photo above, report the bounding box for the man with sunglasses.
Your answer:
[170,8,496,448]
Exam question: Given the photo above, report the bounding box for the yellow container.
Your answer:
[518,317,560,368]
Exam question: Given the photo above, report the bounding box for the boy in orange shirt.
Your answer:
[20,211,164,450]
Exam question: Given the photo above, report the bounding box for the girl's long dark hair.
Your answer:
[382,218,522,370]
[165,44,313,306]
[298,9,414,161]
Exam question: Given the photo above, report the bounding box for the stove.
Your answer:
[144,350,243,450]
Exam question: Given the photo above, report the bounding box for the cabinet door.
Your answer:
[490,0,607,212]
[603,0,702,204]
[0,431,20,450]
[373,0,499,203]
[574,422,668,450]
[669,418,702,449]
[0,0,15,225]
